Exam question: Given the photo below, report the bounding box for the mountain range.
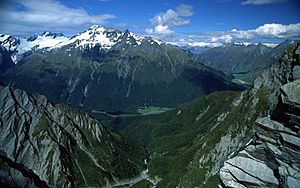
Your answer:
[0,25,243,113]
[0,24,299,188]
[197,40,295,84]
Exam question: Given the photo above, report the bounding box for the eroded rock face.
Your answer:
[280,79,300,107]
[219,43,300,188]
[220,79,300,188]
[0,85,147,187]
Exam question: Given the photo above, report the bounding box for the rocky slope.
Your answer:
[0,84,148,187]
[1,25,242,113]
[105,89,268,187]
[219,44,300,187]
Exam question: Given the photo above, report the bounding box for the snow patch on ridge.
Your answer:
[18,35,68,54]
[0,34,10,42]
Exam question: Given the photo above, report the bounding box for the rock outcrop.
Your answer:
[0,85,147,187]
[219,44,300,188]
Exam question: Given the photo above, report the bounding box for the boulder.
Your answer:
[280,79,300,108]
[292,66,300,80]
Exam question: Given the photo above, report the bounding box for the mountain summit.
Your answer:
[56,25,162,50]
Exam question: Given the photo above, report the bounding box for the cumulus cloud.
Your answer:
[145,25,174,35]
[164,34,223,48]
[241,0,288,5]
[0,0,116,35]
[146,4,193,35]
[165,23,300,47]
[213,23,300,43]
[150,9,190,27]
[166,34,223,48]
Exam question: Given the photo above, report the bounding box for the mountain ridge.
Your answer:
[1,25,244,113]
[197,39,296,84]
[0,83,148,187]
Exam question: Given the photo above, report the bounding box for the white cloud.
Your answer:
[149,9,190,27]
[175,4,194,17]
[252,23,300,37]
[163,23,300,47]
[224,23,300,42]
[0,0,116,35]
[203,23,300,44]
[186,42,222,48]
[146,4,193,35]
[167,36,223,48]
[146,24,174,35]
[211,34,233,43]
[241,0,288,5]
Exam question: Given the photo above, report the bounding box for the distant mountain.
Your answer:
[0,84,148,187]
[198,41,295,84]
[181,45,211,54]
[0,32,68,63]
[0,25,242,113]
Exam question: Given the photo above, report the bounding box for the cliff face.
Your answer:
[219,44,300,187]
[0,85,147,187]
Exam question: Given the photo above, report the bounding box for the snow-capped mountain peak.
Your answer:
[0,34,10,42]
[41,31,65,38]
[57,25,123,49]
[55,25,163,49]
[0,34,20,51]
[0,32,69,63]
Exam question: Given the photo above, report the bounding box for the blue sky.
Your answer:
[61,0,300,32]
[0,0,299,46]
